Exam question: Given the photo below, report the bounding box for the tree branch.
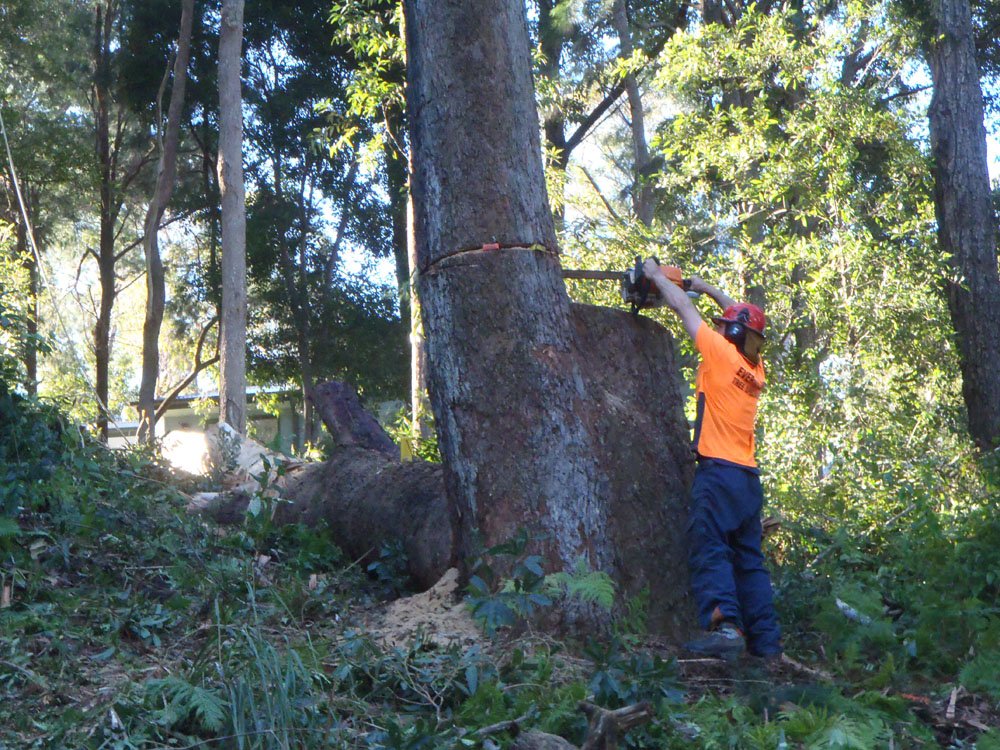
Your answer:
[879,84,932,105]
[153,315,220,422]
[580,166,625,226]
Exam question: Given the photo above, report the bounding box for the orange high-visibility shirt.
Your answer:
[693,322,765,468]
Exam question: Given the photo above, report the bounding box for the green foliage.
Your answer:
[367,538,411,597]
[466,541,552,634]
[146,675,227,734]
[387,408,441,463]
[0,232,47,389]
[0,388,72,519]
[979,729,1000,750]
[782,707,889,749]
[960,650,1000,700]
[585,637,684,710]
[242,455,293,550]
[545,556,617,610]
[465,531,619,635]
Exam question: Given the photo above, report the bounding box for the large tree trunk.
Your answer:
[137,0,195,444]
[217,0,248,434]
[273,450,451,590]
[926,0,1000,451]
[404,0,693,635]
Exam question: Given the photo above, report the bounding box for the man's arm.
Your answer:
[643,258,703,340]
[689,276,736,311]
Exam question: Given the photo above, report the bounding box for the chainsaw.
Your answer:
[562,256,698,317]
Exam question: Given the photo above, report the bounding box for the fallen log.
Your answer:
[188,385,454,590]
[272,449,452,590]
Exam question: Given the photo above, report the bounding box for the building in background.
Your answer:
[111,386,306,454]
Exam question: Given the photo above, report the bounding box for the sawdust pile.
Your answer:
[371,568,482,649]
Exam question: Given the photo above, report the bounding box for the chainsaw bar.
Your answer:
[562,257,698,317]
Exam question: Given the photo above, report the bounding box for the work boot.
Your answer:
[684,623,745,660]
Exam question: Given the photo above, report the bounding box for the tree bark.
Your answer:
[137,0,195,444]
[309,381,398,457]
[405,0,693,636]
[93,3,116,442]
[193,382,451,590]
[926,0,1000,451]
[217,0,248,434]
[407,183,432,438]
[14,197,38,395]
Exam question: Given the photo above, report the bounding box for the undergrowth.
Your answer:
[2,388,999,749]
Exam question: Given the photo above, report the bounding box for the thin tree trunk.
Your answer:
[385,110,410,340]
[611,0,655,226]
[154,315,219,424]
[926,0,1000,451]
[396,13,429,439]
[15,200,38,395]
[404,0,694,635]
[406,188,431,438]
[137,0,195,444]
[217,0,247,434]
[93,3,116,443]
[297,170,316,444]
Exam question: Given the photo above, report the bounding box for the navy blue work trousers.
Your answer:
[688,458,782,656]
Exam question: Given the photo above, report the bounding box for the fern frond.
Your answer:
[147,675,227,733]
[810,715,886,749]
[544,558,616,610]
[188,685,226,732]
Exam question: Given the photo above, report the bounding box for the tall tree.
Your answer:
[217,0,247,433]
[921,0,1000,450]
[404,0,694,634]
[136,0,196,443]
[91,1,154,441]
[0,0,92,397]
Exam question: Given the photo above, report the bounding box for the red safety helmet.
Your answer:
[712,303,766,338]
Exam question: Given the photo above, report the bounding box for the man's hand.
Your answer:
[642,257,703,340]
[689,275,736,311]
[643,257,664,281]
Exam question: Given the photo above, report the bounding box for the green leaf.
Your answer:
[0,516,20,539]
[247,495,262,518]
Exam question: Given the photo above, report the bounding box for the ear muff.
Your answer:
[724,322,747,350]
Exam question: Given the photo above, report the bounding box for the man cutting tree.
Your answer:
[642,258,782,660]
